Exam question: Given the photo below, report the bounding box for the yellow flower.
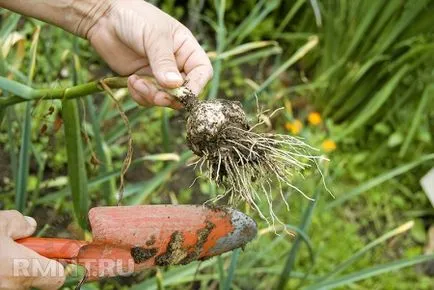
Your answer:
[308,112,322,126]
[285,120,303,135]
[322,139,337,152]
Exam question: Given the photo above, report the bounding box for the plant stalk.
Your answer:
[0,76,193,107]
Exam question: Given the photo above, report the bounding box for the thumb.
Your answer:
[145,31,183,88]
[0,210,37,240]
[29,256,66,290]
[8,242,65,290]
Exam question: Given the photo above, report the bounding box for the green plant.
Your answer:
[1,1,433,289]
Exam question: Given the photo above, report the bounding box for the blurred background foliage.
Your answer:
[0,0,434,289]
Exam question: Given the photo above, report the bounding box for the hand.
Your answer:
[0,210,65,290]
[87,0,213,109]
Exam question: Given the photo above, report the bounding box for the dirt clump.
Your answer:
[167,86,327,225]
[155,231,188,266]
[179,220,216,265]
[130,246,158,264]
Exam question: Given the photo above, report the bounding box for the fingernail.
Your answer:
[128,74,139,82]
[133,80,149,96]
[164,72,183,84]
[24,216,37,228]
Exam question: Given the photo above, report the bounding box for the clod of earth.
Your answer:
[154,220,216,266]
[186,99,249,156]
[167,86,327,225]
[204,204,231,216]
[130,246,158,264]
[155,231,188,266]
[179,220,215,265]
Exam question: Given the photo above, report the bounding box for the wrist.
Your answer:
[0,0,115,39]
[72,0,116,39]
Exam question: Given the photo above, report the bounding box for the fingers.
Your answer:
[27,256,65,290]
[6,243,65,290]
[139,26,213,103]
[0,210,37,240]
[0,233,65,290]
[128,75,182,110]
[88,20,149,76]
[184,61,214,96]
[144,28,184,88]
[174,29,213,95]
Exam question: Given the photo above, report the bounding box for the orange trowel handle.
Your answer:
[16,237,88,260]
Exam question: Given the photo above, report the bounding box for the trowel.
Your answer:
[17,205,257,280]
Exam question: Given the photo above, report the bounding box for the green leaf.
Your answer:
[325,55,389,118]
[0,76,33,100]
[336,65,410,139]
[305,254,434,290]
[223,249,241,290]
[15,26,40,212]
[372,0,430,56]
[359,0,402,56]
[285,224,315,266]
[0,107,5,127]
[105,109,143,144]
[399,84,434,157]
[208,0,226,100]
[327,153,434,209]
[227,0,266,44]
[233,0,280,45]
[256,36,318,94]
[342,0,385,60]
[15,102,32,212]
[126,151,192,205]
[213,41,279,61]
[27,26,40,83]
[316,221,414,282]
[5,107,17,183]
[226,46,282,68]
[388,132,404,147]
[0,13,20,41]
[277,187,320,290]
[86,96,116,205]
[130,256,221,290]
[277,0,306,32]
[33,152,184,206]
[243,235,286,269]
[161,107,171,152]
[217,256,225,290]
[309,0,322,27]
[62,99,89,229]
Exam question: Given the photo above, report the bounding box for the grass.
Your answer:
[315,220,415,282]
[305,253,434,290]
[0,1,433,289]
[15,25,40,212]
[277,186,320,290]
[62,98,89,229]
